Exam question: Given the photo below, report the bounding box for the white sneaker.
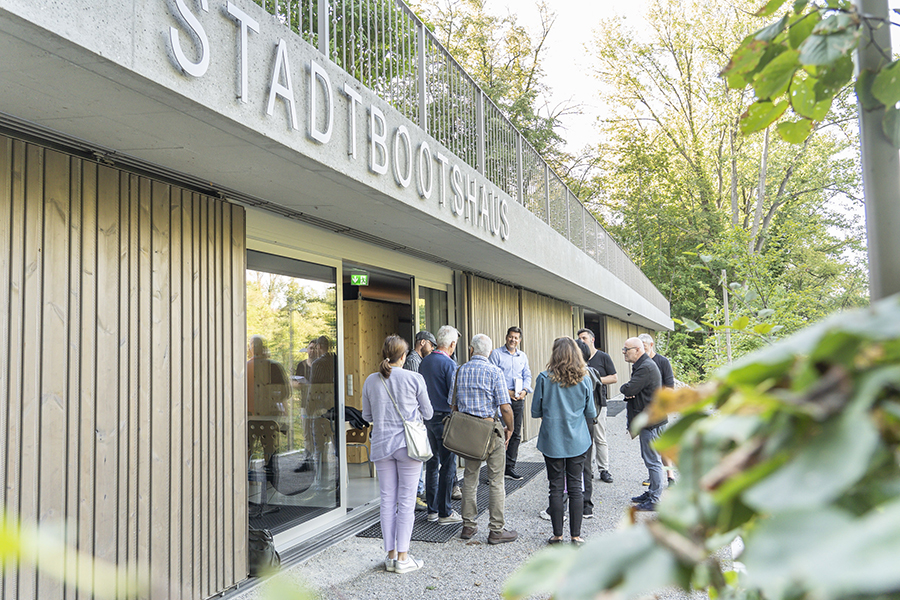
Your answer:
[438,510,462,525]
[539,509,567,521]
[394,556,424,574]
[384,555,396,572]
[426,512,439,522]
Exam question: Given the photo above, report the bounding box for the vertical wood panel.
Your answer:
[136,176,153,593]
[0,134,247,600]
[605,317,630,396]
[64,156,83,600]
[169,189,184,597]
[231,205,248,581]
[20,144,43,598]
[2,138,26,600]
[77,161,99,600]
[150,181,172,598]
[95,164,121,572]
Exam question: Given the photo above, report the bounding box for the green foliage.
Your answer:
[584,0,866,379]
[723,0,900,147]
[408,0,572,169]
[505,293,900,600]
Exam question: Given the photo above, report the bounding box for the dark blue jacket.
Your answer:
[418,350,457,419]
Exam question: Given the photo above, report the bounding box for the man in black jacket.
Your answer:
[619,337,664,511]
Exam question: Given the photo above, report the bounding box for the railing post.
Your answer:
[516,133,523,206]
[565,188,571,242]
[417,22,427,133]
[318,0,329,58]
[582,205,587,252]
[476,90,485,175]
[543,163,550,224]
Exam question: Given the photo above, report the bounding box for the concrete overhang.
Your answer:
[0,0,671,331]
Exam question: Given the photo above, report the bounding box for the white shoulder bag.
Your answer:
[380,375,433,462]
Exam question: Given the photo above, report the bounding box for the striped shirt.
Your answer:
[449,355,509,419]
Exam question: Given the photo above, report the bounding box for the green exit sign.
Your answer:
[351,273,369,286]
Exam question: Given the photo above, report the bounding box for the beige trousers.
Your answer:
[460,422,506,532]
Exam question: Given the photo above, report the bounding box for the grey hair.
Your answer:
[470,334,493,357]
[435,325,460,349]
[638,333,654,345]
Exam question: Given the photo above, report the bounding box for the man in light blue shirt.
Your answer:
[488,326,532,481]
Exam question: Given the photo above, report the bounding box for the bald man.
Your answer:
[619,337,664,511]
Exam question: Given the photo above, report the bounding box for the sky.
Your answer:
[501,0,900,155]
[497,0,650,153]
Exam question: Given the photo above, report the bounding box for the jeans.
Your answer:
[544,453,585,538]
[639,424,665,503]
[505,397,524,474]
[375,447,422,553]
[582,444,594,515]
[425,413,457,517]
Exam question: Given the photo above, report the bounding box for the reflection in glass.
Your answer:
[246,257,339,533]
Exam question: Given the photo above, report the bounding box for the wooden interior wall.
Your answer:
[0,135,246,600]
[342,298,403,462]
[519,290,576,440]
[604,317,632,397]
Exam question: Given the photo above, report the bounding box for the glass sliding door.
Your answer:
[246,251,341,533]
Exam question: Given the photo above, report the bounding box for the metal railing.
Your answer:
[252,0,668,314]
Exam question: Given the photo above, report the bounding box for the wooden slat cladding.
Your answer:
[519,290,575,440]
[0,135,247,600]
[463,275,575,442]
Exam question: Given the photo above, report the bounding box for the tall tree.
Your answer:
[584,0,866,379]
[409,0,572,169]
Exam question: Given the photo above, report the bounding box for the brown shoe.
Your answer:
[487,529,518,545]
[460,526,477,540]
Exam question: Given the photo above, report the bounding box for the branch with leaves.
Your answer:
[722,0,900,146]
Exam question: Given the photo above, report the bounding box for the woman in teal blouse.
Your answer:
[531,337,597,545]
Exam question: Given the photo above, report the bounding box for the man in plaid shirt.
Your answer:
[451,334,518,545]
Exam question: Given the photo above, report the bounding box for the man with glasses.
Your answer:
[619,337,664,511]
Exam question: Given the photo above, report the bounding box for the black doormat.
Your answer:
[356,461,544,544]
[249,503,333,533]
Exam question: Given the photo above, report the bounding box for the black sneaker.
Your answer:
[631,491,651,503]
[583,512,594,519]
[600,470,613,483]
[634,500,657,512]
[505,471,524,481]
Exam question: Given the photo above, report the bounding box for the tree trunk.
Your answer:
[749,127,769,253]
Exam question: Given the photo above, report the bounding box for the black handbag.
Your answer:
[248,528,281,577]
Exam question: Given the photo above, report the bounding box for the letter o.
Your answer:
[416,142,433,199]
[392,126,412,188]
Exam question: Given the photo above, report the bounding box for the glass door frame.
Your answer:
[246,241,349,551]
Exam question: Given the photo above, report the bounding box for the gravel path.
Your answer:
[240,400,681,600]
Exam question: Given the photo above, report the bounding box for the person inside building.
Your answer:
[455,334,517,545]
[418,325,462,525]
[247,334,292,462]
[489,326,532,481]
[532,337,595,546]
[639,333,677,486]
[621,337,664,511]
[306,335,338,493]
[576,328,617,483]
[361,335,432,574]
[403,329,437,510]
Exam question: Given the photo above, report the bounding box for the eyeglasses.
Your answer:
[622,346,639,352]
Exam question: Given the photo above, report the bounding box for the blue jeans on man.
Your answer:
[425,413,457,517]
[639,424,665,503]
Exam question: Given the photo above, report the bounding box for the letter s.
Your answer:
[169,0,210,77]
[499,198,510,240]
